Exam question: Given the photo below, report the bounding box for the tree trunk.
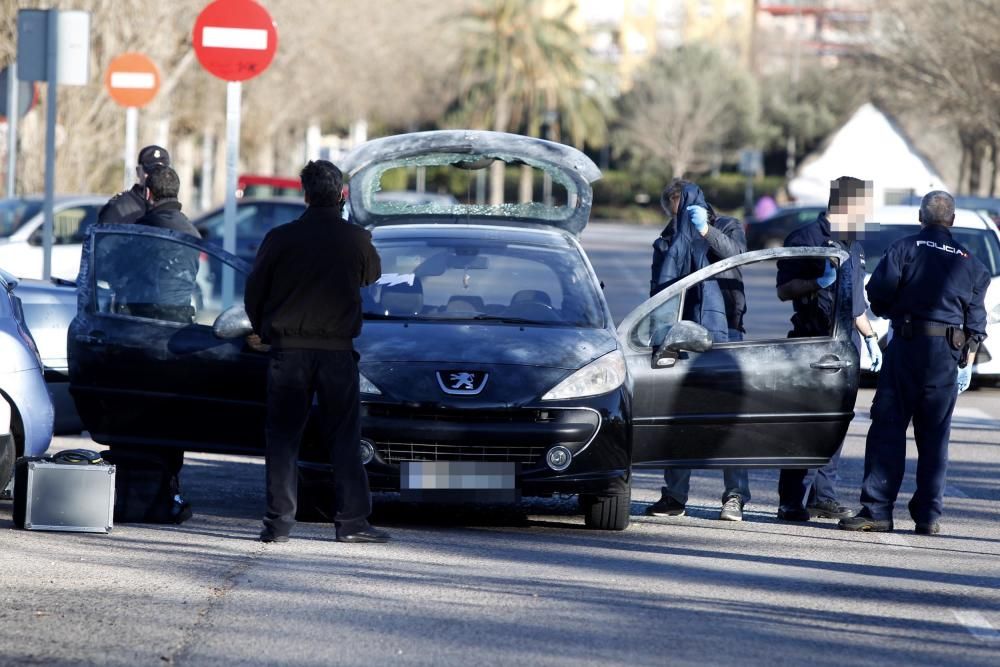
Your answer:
[969,137,984,195]
[490,94,511,206]
[957,140,968,194]
[991,137,998,198]
[519,164,533,203]
[175,135,196,215]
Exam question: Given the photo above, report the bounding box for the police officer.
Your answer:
[840,191,989,534]
[98,145,170,225]
[245,160,387,544]
[645,179,751,522]
[775,176,882,523]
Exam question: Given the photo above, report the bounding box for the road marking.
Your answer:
[202,26,269,50]
[952,610,1000,643]
[875,533,912,550]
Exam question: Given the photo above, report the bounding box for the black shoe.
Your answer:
[838,515,893,532]
[777,507,811,522]
[259,529,289,543]
[336,527,391,543]
[807,500,856,520]
[914,522,940,535]
[645,496,686,517]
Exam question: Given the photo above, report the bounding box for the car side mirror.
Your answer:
[652,320,713,368]
[213,304,253,339]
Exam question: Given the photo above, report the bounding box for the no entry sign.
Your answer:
[104,53,160,108]
[193,0,278,82]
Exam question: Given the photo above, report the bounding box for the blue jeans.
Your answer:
[662,328,750,505]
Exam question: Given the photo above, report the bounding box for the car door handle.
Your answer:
[76,333,106,345]
[810,358,850,371]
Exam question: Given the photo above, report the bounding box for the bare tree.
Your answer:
[614,45,757,179]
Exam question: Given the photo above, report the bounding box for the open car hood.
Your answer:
[340,130,601,235]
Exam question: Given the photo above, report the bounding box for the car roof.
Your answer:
[371,222,578,249]
[874,206,991,230]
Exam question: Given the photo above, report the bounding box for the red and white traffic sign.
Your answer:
[104,53,160,108]
[193,0,278,82]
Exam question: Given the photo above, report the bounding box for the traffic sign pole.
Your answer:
[42,10,58,281]
[222,80,241,308]
[123,106,138,191]
[5,61,17,198]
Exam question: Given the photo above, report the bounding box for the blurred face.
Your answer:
[662,194,680,218]
[828,180,875,236]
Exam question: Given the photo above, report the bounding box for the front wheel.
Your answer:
[581,478,631,531]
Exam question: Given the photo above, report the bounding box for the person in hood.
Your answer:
[98,145,171,226]
[646,179,751,522]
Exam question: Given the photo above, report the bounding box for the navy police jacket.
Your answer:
[776,211,867,347]
[866,223,990,343]
[650,183,729,342]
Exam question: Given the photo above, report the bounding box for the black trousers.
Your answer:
[263,348,371,536]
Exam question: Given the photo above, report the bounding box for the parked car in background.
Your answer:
[237,174,303,199]
[0,195,107,280]
[859,206,1000,384]
[193,198,307,264]
[0,268,54,492]
[903,194,1000,226]
[745,205,825,250]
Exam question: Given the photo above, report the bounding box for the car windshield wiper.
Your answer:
[363,313,414,321]
[468,314,556,325]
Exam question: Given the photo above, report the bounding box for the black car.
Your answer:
[192,198,307,263]
[67,131,859,530]
[746,205,825,250]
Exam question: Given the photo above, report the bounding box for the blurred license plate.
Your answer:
[400,461,519,502]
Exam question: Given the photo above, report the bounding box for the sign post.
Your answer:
[104,53,161,190]
[17,9,90,280]
[193,0,277,307]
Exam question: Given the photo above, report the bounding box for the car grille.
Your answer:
[376,442,544,464]
[364,405,556,423]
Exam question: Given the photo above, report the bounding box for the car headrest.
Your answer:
[446,295,485,312]
[380,278,423,315]
[510,289,552,307]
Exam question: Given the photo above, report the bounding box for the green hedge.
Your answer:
[592,171,785,210]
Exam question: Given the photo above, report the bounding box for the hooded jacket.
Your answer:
[649,183,730,342]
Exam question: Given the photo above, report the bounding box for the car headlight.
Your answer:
[989,303,1000,324]
[542,351,626,401]
[359,372,382,396]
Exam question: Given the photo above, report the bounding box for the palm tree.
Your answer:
[456,0,610,204]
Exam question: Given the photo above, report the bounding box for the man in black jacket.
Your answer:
[119,166,201,323]
[98,145,171,225]
[646,179,751,522]
[245,159,385,544]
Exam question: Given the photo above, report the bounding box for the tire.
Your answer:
[581,477,631,531]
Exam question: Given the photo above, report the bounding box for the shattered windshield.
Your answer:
[353,153,581,222]
[363,236,605,328]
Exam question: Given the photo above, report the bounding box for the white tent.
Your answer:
[787,103,947,206]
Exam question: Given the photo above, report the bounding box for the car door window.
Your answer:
[90,230,246,326]
[29,206,99,246]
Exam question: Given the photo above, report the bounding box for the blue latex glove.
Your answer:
[864,336,882,372]
[816,260,837,289]
[687,205,708,233]
[957,365,973,393]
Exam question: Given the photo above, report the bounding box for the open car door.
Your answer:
[618,247,859,469]
[68,225,267,453]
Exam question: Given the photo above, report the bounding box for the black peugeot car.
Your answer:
[67,131,859,530]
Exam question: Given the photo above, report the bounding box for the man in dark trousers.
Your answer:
[245,159,386,544]
[98,145,171,225]
[775,176,882,523]
[841,191,989,534]
[645,179,751,522]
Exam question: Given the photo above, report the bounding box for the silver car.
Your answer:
[0,268,54,491]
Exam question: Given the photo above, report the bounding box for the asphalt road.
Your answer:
[1,221,998,666]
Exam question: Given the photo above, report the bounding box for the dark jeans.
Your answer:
[263,348,371,537]
[860,335,958,523]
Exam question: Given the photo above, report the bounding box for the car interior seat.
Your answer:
[445,295,485,313]
[509,289,552,307]
[379,278,424,316]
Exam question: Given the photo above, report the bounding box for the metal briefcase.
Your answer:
[14,458,116,533]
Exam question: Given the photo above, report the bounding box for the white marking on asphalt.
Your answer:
[109,72,156,89]
[946,485,969,499]
[952,610,1000,643]
[875,533,912,550]
[202,27,269,50]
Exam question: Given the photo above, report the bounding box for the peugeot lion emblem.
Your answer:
[437,371,489,396]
